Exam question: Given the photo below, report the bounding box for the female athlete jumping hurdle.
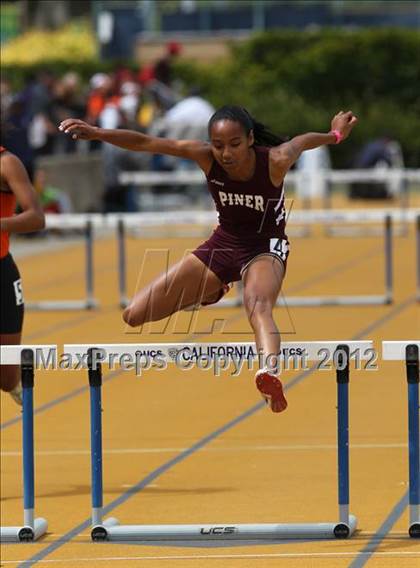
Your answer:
[59,106,357,413]
[0,146,45,405]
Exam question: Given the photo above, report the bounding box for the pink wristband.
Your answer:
[330,129,344,144]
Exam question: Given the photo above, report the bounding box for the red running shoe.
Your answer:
[255,369,288,413]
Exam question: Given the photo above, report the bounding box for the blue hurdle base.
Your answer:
[91,516,358,542]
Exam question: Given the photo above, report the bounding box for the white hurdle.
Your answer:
[382,341,420,538]
[0,346,54,542]
[36,207,418,309]
[113,209,420,309]
[63,341,374,542]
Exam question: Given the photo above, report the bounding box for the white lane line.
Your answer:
[2,551,420,564]
[0,443,406,457]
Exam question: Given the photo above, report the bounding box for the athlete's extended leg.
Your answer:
[242,255,287,413]
[123,253,224,327]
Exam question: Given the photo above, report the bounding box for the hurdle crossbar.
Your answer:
[0,347,52,542]
[382,341,420,538]
[64,340,373,366]
[67,341,369,542]
[119,168,420,188]
[26,219,98,311]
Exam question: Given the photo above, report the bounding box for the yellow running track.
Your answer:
[1,211,419,567]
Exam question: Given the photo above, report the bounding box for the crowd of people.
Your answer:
[2,39,404,214]
[1,41,216,212]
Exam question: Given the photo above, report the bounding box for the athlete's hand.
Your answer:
[58,119,99,140]
[330,111,358,141]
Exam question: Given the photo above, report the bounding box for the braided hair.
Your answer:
[208,105,286,147]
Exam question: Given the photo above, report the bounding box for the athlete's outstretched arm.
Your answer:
[271,110,358,175]
[58,118,213,172]
[0,154,45,234]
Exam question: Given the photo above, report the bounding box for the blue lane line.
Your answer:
[352,296,415,339]
[13,296,417,567]
[348,491,409,568]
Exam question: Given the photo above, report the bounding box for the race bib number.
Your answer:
[13,278,24,306]
[270,238,289,261]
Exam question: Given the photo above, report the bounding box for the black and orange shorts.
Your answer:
[0,253,24,334]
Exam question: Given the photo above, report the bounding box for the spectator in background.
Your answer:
[113,65,138,96]
[138,41,182,113]
[139,41,182,88]
[158,88,215,170]
[350,135,404,199]
[2,95,36,181]
[96,81,140,213]
[163,88,214,140]
[85,73,117,151]
[26,70,58,156]
[85,73,115,125]
[352,135,403,169]
[119,81,141,129]
[154,41,182,87]
[51,73,86,153]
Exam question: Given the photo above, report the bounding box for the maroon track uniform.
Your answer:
[193,146,289,284]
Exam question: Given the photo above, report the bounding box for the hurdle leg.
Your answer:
[406,344,420,538]
[334,345,357,537]
[399,178,409,237]
[21,349,48,541]
[384,215,393,304]
[117,219,130,309]
[85,220,97,309]
[88,348,103,527]
[88,349,119,539]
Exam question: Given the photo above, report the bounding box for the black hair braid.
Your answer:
[252,120,287,146]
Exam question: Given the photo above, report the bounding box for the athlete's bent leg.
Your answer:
[123,254,224,327]
[242,256,287,412]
